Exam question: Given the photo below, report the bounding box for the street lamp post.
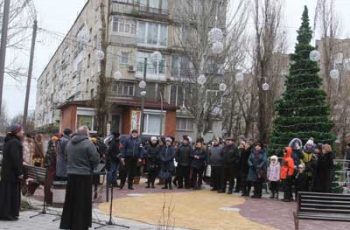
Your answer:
[139,57,147,139]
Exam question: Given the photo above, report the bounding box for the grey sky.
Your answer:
[3,0,350,118]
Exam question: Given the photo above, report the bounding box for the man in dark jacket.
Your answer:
[220,137,240,194]
[107,132,121,188]
[0,124,24,221]
[145,136,160,188]
[120,129,144,190]
[176,136,192,189]
[60,126,100,230]
[56,128,72,181]
[209,138,223,191]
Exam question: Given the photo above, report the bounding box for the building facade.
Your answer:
[35,0,226,140]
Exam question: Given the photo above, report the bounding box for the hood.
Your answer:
[284,147,292,158]
[70,134,89,145]
[289,138,302,150]
[303,144,315,153]
[5,133,20,143]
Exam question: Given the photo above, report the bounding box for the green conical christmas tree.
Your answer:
[269,6,336,156]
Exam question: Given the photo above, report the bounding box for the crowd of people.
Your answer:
[0,124,348,229]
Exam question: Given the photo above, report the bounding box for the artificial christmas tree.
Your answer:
[269,6,336,157]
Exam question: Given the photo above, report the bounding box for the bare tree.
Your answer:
[252,0,287,144]
[0,0,35,79]
[172,0,249,138]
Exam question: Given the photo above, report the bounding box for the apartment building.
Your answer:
[35,0,227,140]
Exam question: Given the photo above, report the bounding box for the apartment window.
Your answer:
[95,7,99,22]
[206,90,223,105]
[140,0,168,14]
[143,113,161,135]
[112,16,136,35]
[116,82,135,97]
[170,85,184,106]
[176,118,194,131]
[137,21,168,47]
[87,54,91,68]
[172,56,191,78]
[91,89,94,98]
[117,0,137,4]
[136,52,166,75]
[62,47,69,63]
[120,52,129,64]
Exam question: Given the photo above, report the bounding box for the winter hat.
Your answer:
[10,124,23,134]
[165,137,172,143]
[315,144,322,152]
[306,139,315,146]
[226,136,235,141]
[151,136,157,142]
[270,155,278,161]
[196,138,204,144]
[63,128,72,136]
[183,135,190,142]
[112,131,120,138]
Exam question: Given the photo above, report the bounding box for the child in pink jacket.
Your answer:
[267,155,281,199]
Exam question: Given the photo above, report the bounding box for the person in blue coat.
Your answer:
[247,141,267,198]
[190,140,207,190]
[120,129,144,190]
[159,137,176,189]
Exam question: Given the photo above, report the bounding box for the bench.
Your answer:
[294,192,350,230]
[24,165,47,184]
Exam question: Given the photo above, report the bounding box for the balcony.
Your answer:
[139,5,168,16]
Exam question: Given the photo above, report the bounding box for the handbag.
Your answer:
[205,165,212,177]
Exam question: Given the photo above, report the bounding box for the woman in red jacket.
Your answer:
[280,147,294,202]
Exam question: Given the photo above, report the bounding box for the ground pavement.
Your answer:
[1,180,349,230]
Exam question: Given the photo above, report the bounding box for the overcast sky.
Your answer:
[3,0,350,119]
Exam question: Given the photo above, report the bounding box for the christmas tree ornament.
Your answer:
[197,75,207,85]
[208,27,224,44]
[330,69,339,79]
[151,51,162,63]
[309,50,320,62]
[139,80,146,89]
[236,72,244,82]
[95,50,105,60]
[262,83,270,91]
[114,71,122,80]
[212,41,224,54]
[219,83,227,91]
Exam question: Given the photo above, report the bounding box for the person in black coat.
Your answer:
[313,144,334,193]
[220,137,240,194]
[190,140,207,190]
[145,137,160,188]
[159,138,176,189]
[120,130,144,190]
[0,124,24,221]
[107,132,121,188]
[176,136,192,189]
[240,142,252,196]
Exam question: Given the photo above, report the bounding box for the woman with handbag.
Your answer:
[159,138,176,189]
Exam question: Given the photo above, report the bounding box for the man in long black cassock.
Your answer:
[60,126,99,230]
[0,125,24,221]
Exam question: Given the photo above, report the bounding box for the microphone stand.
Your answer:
[94,180,129,229]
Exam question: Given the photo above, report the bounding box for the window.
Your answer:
[95,7,99,22]
[140,0,168,14]
[62,47,69,63]
[117,0,136,3]
[73,52,83,73]
[137,21,168,47]
[143,113,161,135]
[136,52,166,76]
[176,118,194,131]
[91,89,94,98]
[77,115,96,131]
[120,52,129,64]
[115,82,135,97]
[170,85,184,106]
[206,90,223,105]
[172,56,191,78]
[180,27,191,44]
[112,16,136,35]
